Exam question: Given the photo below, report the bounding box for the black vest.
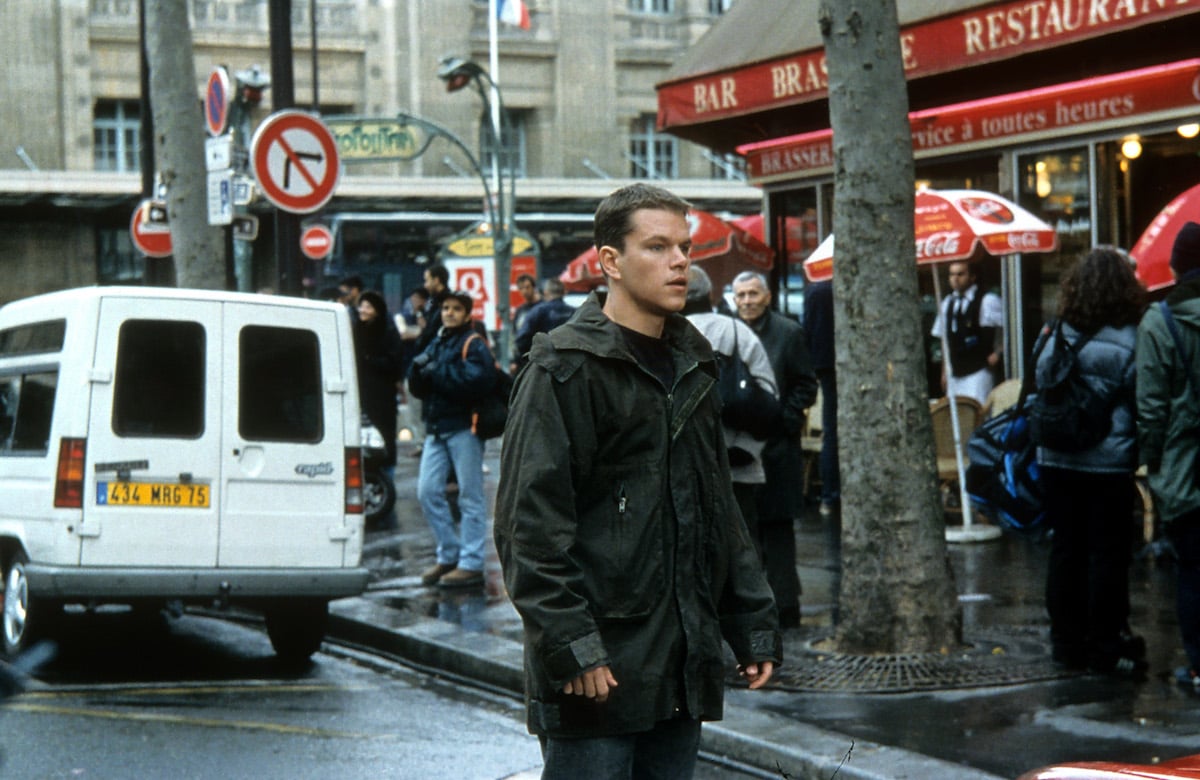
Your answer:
[945,292,994,377]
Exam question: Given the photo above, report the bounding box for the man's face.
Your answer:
[441,298,469,329]
[733,278,771,323]
[517,279,537,302]
[338,286,358,305]
[948,263,973,294]
[424,271,445,294]
[603,208,692,317]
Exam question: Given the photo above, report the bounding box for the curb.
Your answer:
[329,598,1005,780]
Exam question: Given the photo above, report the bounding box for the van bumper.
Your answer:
[25,565,370,600]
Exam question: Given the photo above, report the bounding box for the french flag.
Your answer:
[497,0,531,29]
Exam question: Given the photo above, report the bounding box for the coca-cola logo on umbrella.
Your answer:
[959,197,1014,225]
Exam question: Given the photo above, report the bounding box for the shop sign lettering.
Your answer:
[325,118,429,162]
[659,0,1196,128]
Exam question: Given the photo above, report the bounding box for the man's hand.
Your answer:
[738,661,774,689]
[563,666,619,702]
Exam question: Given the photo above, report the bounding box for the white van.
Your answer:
[0,287,369,661]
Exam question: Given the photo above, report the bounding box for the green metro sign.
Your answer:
[324,116,433,162]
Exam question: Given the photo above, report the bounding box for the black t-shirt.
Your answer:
[618,324,674,391]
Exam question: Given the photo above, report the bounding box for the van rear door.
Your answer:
[218,303,349,568]
[82,300,221,566]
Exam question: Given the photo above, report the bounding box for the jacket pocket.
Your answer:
[575,466,666,621]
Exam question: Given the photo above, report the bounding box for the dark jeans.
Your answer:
[539,717,702,780]
[816,368,840,504]
[1042,467,1134,662]
[1167,516,1200,672]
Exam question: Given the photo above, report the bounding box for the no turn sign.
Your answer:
[250,110,341,214]
[300,224,334,260]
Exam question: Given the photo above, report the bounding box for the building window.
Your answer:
[628,114,677,179]
[708,0,733,13]
[628,0,673,13]
[707,151,746,181]
[93,100,141,173]
[481,108,527,179]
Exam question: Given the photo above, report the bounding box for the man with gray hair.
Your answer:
[732,270,818,629]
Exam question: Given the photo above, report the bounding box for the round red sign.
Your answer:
[130,200,172,258]
[300,224,334,260]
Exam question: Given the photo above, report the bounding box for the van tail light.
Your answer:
[54,437,87,509]
[345,447,364,514]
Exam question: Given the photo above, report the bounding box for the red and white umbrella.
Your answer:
[799,188,1058,541]
[1130,181,1200,292]
[560,209,773,294]
[802,189,1058,282]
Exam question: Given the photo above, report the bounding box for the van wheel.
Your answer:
[264,600,329,663]
[3,552,54,659]
[363,470,396,526]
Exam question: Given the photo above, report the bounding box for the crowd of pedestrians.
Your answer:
[332,191,1200,779]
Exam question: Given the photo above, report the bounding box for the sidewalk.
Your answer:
[329,437,1200,779]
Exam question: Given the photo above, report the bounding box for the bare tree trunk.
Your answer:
[819,0,961,653]
[144,0,226,289]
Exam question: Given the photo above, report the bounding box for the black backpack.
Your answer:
[1028,320,1116,452]
[714,323,781,441]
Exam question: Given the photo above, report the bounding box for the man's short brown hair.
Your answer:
[593,183,691,256]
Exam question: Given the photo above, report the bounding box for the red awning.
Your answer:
[736,59,1200,184]
[656,0,1200,151]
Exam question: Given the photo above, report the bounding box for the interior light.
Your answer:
[1121,135,1143,159]
[1178,123,1200,139]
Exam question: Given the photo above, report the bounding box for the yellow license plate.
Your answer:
[98,481,210,508]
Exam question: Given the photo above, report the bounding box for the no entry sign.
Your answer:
[130,200,172,258]
[300,224,334,260]
[250,110,341,214]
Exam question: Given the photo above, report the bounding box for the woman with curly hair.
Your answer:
[1036,246,1146,676]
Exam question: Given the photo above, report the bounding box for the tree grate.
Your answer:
[744,627,1083,694]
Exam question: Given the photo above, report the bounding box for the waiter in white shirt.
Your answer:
[930,261,1003,406]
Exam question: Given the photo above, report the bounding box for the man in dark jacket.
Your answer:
[1138,221,1200,692]
[732,271,819,629]
[408,289,498,590]
[513,277,576,366]
[496,183,781,779]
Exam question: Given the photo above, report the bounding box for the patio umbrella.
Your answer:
[803,189,1058,282]
[560,209,774,296]
[1129,181,1200,292]
[799,188,1059,541]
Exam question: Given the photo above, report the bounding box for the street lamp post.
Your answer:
[438,55,515,365]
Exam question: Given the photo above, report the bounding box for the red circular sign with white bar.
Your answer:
[130,200,172,258]
[300,224,334,260]
[250,110,341,214]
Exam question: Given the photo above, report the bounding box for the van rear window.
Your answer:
[239,326,323,443]
[0,371,58,454]
[0,320,66,356]
[113,320,206,438]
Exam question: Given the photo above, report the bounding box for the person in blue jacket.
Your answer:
[407,289,498,590]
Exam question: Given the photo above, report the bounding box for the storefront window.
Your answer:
[761,186,824,319]
[1016,146,1092,367]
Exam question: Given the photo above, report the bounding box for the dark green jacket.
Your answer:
[1137,278,1200,525]
[495,295,782,738]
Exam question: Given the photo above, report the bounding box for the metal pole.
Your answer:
[310,0,319,111]
[269,0,302,296]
